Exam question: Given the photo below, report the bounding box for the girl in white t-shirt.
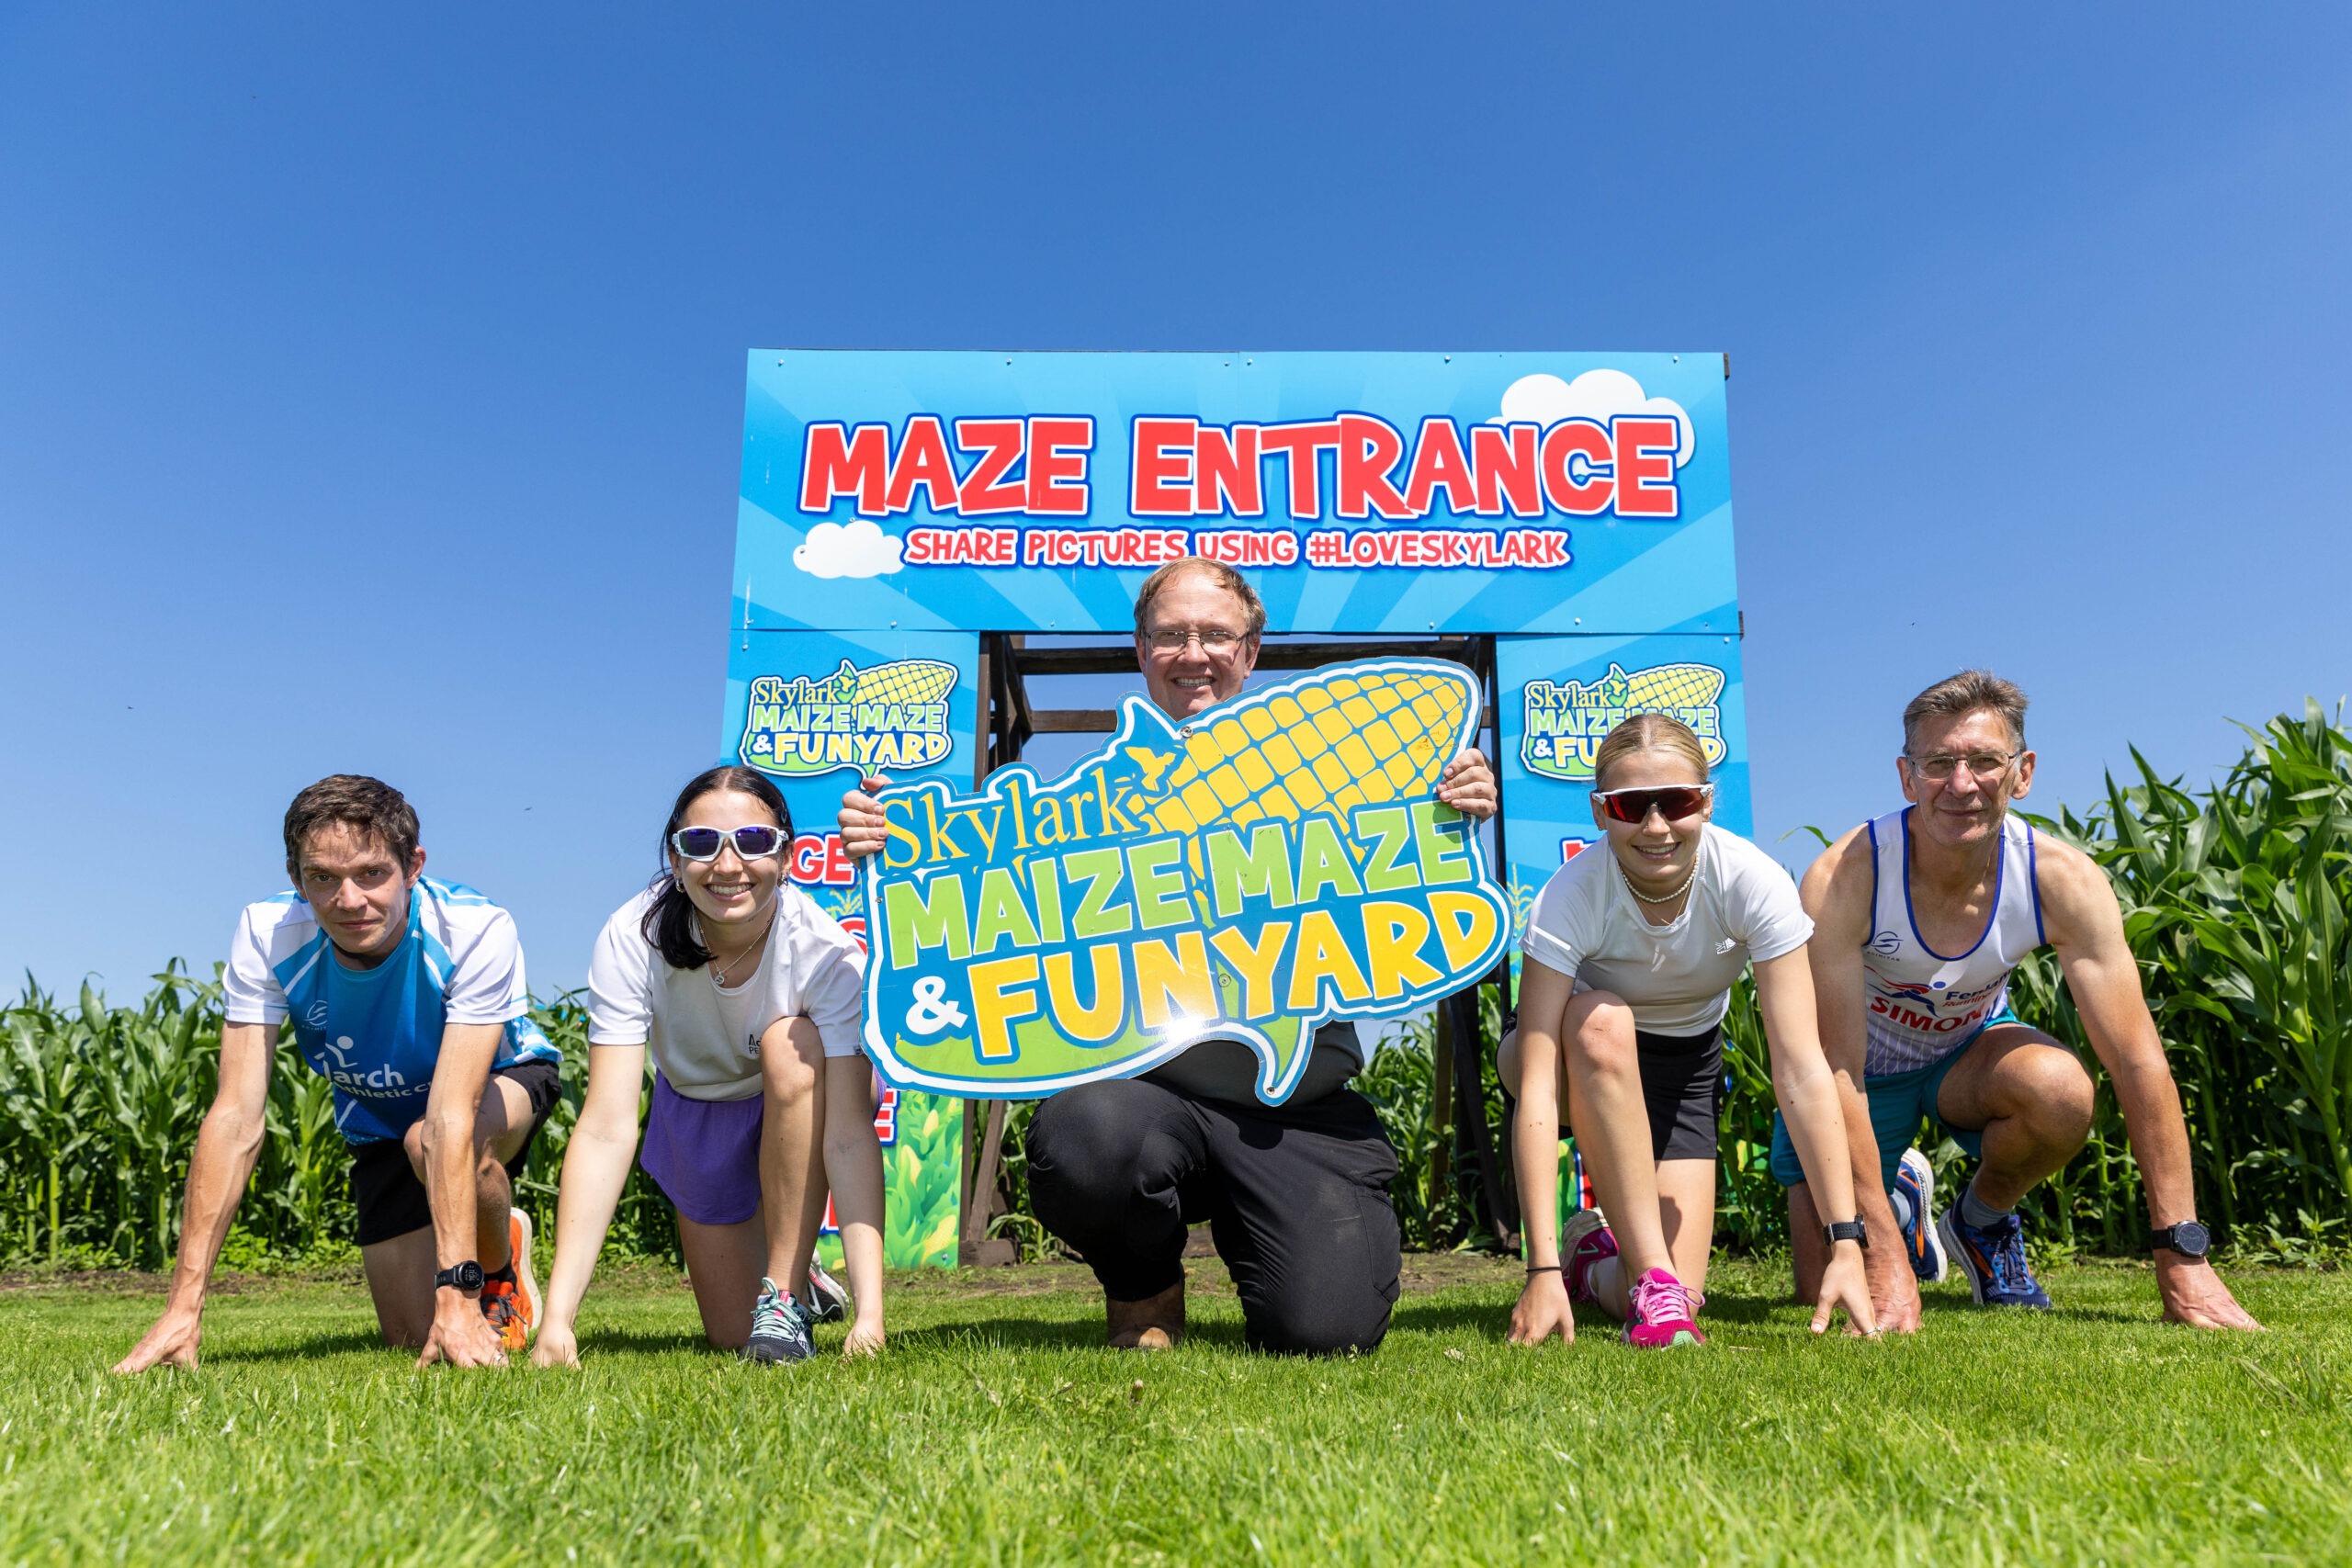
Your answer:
[1504,715,1873,1348]
[531,766,884,1366]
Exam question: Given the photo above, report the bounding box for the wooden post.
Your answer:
[1429,1002,1455,1235]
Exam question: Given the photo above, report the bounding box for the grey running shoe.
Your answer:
[743,1278,816,1363]
[806,1261,852,1325]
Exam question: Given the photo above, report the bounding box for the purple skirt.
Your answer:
[639,1072,764,1227]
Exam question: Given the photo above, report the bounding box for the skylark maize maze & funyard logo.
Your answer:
[1520,660,1727,782]
[740,658,957,777]
[858,660,1512,1105]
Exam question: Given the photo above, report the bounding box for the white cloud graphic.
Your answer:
[1494,370,1694,467]
[793,519,905,580]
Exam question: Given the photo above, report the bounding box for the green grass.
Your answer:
[4,1258,2349,1565]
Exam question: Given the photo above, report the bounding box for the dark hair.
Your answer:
[1903,669,2029,754]
[283,775,420,883]
[641,766,793,970]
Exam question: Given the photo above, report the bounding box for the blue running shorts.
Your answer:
[1768,1008,2018,1191]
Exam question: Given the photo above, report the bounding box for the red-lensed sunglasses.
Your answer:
[1592,784,1714,824]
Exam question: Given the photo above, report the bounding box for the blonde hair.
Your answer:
[1903,669,2027,753]
[1592,712,1711,791]
[1132,558,1267,639]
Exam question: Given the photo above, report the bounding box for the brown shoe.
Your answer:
[1105,1280,1184,1349]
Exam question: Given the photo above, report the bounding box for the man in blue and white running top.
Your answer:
[115,776,564,1373]
[1775,671,2259,1333]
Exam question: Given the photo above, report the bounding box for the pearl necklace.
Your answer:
[1621,857,1699,908]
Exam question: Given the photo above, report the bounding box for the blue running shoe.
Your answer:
[1891,1148,1948,1284]
[743,1279,817,1363]
[1936,1209,2052,1309]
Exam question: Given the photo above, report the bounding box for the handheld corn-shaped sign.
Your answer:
[859,659,1512,1104]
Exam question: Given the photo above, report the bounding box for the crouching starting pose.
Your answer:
[116,775,562,1372]
[532,766,884,1366]
[1505,716,1876,1348]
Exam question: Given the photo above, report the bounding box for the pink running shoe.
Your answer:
[1562,1209,1619,1305]
[1623,1268,1705,1348]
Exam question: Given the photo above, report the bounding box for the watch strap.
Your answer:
[434,1260,484,1292]
[1824,1219,1868,1250]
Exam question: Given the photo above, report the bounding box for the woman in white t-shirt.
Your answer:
[530,766,884,1366]
[1504,715,1874,1349]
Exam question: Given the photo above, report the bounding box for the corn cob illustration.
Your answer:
[1104,666,1474,836]
[833,658,956,707]
[1616,661,1723,716]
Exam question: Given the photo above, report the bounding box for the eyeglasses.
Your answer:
[671,825,786,862]
[1905,750,2019,782]
[1143,627,1248,655]
[1593,784,1713,824]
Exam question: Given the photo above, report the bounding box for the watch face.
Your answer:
[2173,1221,2211,1257]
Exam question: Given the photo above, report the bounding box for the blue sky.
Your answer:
[4,6,2347,998]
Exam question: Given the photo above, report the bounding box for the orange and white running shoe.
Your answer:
[479,1210,539,1351]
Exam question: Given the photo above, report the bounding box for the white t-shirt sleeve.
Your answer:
[220,903,289,1025]
[586,897,657,1045]
[773,892,869,1059]
[442,906,530,1025]
[1719,833,1815,964]
[1519,857,1601,979]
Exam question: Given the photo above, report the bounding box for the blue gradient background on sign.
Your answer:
[735,351,1736,637]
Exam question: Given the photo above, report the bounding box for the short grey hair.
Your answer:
[1903,670,2028,754]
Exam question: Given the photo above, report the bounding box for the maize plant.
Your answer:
[2,705,2346,1262]
[0,971,684,1269]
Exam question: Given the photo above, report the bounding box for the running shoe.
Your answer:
[806,1260,851,1325]
[1891,1148,1948,1284]
[480,1271,528,1352]
[1623,1268,1705,1348]
[1561,1208,1618,1305]
[743,1279,816,1364]
[1936,1208,2052,1310]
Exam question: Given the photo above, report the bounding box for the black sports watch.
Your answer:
[1824,1219,1869,1251]
[434,1259,485,1293]
[2148,1220,2211,1260]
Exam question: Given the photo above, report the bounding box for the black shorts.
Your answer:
[1635,1024,1724,1163]
[345,1058,562,1247]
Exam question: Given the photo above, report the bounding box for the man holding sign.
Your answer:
[841,558,1498,1354]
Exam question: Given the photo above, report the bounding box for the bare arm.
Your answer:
[1752,950,1875,1336]
[531,1043,647,1368]
[415,1021,508,1368]
[1799,831,1919,1334]
[2040,840,2260,1330]
[112,1021,275,1373]
[1506,959,1577,1346]
[822,1058,888,1357]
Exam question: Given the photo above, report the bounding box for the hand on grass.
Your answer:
[416,1293,507,1369]
[1868,1252,1922,1336]
[1507,1271,1576,1347]
[2156,1254,2263,1331]
[113,1305,203,1374]
[1435,750,1498,821]
[530,1323,582,1368]
[1812,1242,1880,1337]
[839,775,892,861]
[842,1314,886,1359]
